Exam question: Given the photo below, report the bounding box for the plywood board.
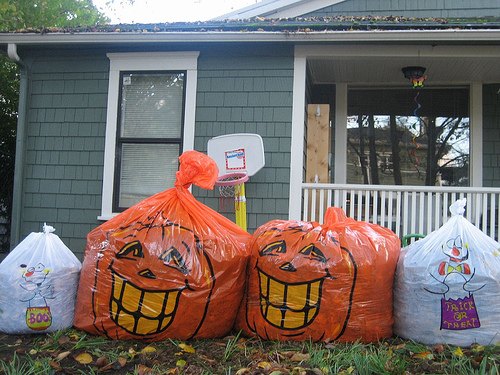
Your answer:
[306,104,331,183]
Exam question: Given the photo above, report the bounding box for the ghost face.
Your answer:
[21,263,49,289]
[244,221,356,342]
[91,221,216,340]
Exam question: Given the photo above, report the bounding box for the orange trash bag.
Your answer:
[73,151,252,341]
[235,207,401,342]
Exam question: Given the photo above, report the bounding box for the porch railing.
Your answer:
[302,183,500,242]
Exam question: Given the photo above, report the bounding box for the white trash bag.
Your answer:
[394,199,500,346]
[0,223,81,334]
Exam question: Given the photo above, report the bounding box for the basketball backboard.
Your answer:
[207,133,265,177]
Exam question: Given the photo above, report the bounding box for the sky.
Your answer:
[92,0,262,24]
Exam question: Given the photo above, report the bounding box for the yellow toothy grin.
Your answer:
[110,270,183,336]
[258,268,324,330]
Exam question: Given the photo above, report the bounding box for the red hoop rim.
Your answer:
[214,172,249,186]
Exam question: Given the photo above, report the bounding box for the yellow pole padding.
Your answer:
[234,182,247,232]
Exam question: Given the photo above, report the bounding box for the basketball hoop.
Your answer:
[207,133,265,231]
[215,172,249,212]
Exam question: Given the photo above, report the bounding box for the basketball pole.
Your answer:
[234,182,247,232]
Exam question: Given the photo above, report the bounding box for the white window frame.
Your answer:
[99,52,199,220]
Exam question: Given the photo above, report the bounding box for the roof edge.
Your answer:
[213,0,347,20]
[1,29,500,46]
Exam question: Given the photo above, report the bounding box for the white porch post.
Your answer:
[288,55,307,220]
[470,82,483,187]
[334,83,348,184]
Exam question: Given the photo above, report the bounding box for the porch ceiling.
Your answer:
[306,45,500,86]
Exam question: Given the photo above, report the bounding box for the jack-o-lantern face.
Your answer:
[90,216,216,340]
[240,221,357,342]
[257,240,328,331]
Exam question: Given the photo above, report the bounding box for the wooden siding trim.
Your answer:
[288,54,307,220]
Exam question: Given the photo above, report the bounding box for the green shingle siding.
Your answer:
[18,53,108,257]
[195,45,294,232]
[304,0,500,17]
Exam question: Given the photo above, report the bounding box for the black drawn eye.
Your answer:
[299,244,328,263]
[138,268,156,279]
[260,240,286,256]
[159,247,189,275]
[116,241,144,260]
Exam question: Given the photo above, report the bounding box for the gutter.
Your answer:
[7,43,21,62]
[6,43,29,248]
[1,29,500,45]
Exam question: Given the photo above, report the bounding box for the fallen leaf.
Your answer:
[97,362,114,372]
[58,335,70,345]
[412,351,434,360]
[471,356,484,368]
[179,343,195,353]
[176,359,186,368]
[49,360,61,370]
[257,361,272,370]
[198,355,217,364]
[95,355,108,368]
[433,344,445,354]
[29,349,37,355]
[74,352,93,364]
[136,364,158,375]
[290,353,310,362]
[472,345,485,353]
[55,351,71,361]
[236,368,251,375]
[291,367,306,375]
[128,347,137,359]
[117,357,127,367]
[454,347,464,357]
[140,346,157,354]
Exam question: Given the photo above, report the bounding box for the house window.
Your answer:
[114,71,185,210]
[100,52,199,220]
[347,87,470,186]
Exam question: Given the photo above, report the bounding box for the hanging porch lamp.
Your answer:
[402,66,427,88]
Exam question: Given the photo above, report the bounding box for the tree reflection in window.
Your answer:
[347,88,469,187]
